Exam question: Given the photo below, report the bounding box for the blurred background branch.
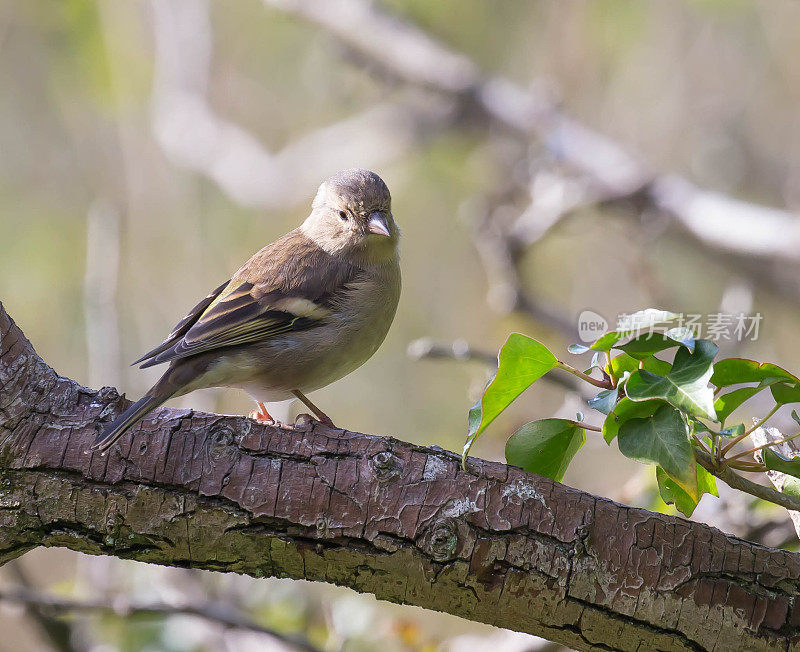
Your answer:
[0,586,320,652]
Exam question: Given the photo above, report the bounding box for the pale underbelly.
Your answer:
[187,306,396,403]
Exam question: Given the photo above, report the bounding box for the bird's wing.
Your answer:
[136,229,360,368]
[132,279,230,366]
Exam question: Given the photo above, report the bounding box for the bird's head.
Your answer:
[302,169,399,265]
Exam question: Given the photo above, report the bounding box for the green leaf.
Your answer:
[656,464,717,517]
[714,383,776,424]
[462,334,558,465]
[588,387,619,415]
[603,397,664,444]
[665,326,696,353]
[590,331,623,352]
[763,448,800,480]
[617,333,677,359]
[792,410,800,427]
[625,339,719,421]
[771,382,800,405]
[618,404,697,499]
[505,419,585,482]
[711,358,800,387]
[607,352,671,378]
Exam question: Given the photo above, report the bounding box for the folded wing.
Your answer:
[134,230,360,369]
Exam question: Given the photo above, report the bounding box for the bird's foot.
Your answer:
[249,401,278,425]
[295,412,336,430]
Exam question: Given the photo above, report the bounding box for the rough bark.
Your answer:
[0,300,798,651]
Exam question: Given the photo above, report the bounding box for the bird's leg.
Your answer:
[291,390,336,428]
[248,401,276,424]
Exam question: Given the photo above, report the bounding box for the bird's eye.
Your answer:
[338,210,348,221]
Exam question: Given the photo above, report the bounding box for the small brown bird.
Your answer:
[93,169,401,452]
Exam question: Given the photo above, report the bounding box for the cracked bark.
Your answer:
[0,300,798,652]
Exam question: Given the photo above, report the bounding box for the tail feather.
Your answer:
[92,394,165,452]
[92,356,209,453]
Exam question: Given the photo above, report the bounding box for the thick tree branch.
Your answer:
[1,300,799,651]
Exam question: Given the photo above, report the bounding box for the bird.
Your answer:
[92,169,401,452]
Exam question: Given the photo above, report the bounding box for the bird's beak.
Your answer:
[367,211,391,237]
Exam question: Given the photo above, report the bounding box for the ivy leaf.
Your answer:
[617,333,677,360]
[618,404,698,499]
[714,379,782,424]
[711,359,800,387]
[462,334,558,465]
[607,352,670,378]
[664,326,696,353]
[625,339,718,421]
[603,397,664,444]
[505,419,585,482]
[771,382,800,405]
[588,387,619,415]
[590,331,623,352]
[763,449,800,480]
[656,464,717,517]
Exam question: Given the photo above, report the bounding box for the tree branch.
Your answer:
[1,299,799,651]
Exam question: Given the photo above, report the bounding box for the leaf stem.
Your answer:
[727,430,800,462]
[578,422,601,432]
[691,434,712,454]
[719,404,780,457]
[726,460,768,472]
[555,361,611,389]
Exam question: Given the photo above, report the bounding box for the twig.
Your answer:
[693,448,800,512]
[720,405,781,457]
[0,587,320,652]
[407,337,590,398]
[554,361,611,390]
[265,0,800,308]
[6,566,82,652]
[728,431,800,462]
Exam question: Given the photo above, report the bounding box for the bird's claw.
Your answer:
[295,412,336,429]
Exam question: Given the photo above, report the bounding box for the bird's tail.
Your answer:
[92,357,210,452]
[92,393,168,453]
